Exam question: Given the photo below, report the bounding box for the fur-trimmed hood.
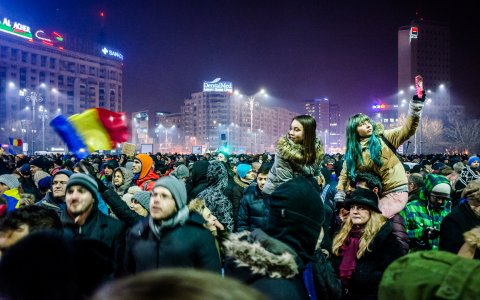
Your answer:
[276,135,324,166]
[223,231,299,279]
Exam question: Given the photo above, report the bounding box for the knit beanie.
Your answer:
[132,191,151,212]
[236,164,252,179]
[431,183,451,199]
[66,173,99,202]
[135,154,154,179]
[467,156,480,167]
[0,174,20,189]
[153,176,187,210]
[420,174,451,201]
[379,251,480,300]
[19,163,31,176]
[170,165,189,180]
[34,171,50,188]
[30,157,46,169]
[38,176,52,191]
[345,188,381,213]
[265,176,324,263]
[51,169,73,188]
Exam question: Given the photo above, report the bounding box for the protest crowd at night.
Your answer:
[0,79,479,300]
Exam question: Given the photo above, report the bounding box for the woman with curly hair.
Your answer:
[263,114,324,195]
[332,188,405,299]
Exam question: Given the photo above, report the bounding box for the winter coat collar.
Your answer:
[276,135,324,166]
[223,231,299,279]
[234,175,250,189]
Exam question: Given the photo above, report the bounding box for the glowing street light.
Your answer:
[235,89,268,153]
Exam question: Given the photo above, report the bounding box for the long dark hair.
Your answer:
[292,115,317,165]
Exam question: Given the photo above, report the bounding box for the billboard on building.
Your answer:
[203,78,233,93]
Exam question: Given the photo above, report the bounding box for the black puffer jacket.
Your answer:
[124,212,221,274]
[60,206,126,274]
[236,184,268,232]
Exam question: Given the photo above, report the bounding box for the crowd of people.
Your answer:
[0,92,479,299]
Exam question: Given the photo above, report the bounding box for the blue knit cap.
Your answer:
[468,156,480,166]
[236,164,252,179]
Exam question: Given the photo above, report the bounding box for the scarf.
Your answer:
[148,206,190,240]
[338,225,363,286]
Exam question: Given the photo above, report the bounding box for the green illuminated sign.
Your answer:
[0,17,32,39]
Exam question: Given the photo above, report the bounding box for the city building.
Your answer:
[398,19,464,120]
[0,14,123,153]
[305,98,345,153]
[181,79,298,154]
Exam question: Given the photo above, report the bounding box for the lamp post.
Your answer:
[324,129,328,154]
[38,106,48,151]
[235,89,267,154]
[25,91,43,154]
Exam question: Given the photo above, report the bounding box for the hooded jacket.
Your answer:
[263,135,324,195]
[337,115,419,194]
[113,167,134,196]
[133,154,159,191]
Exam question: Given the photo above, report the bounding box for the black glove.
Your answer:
[95,177,108,194]
[412,92,426,102]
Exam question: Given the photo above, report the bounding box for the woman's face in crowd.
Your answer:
[216,153,227,162]
[470,161,479,169]
[289,119,304,144]
[356,120,373,138]
[349,204,371,225]
[113,171,124,187]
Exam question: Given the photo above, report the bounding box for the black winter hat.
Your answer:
[345,188,381,213]
[30,157,47,169]
[265,176,324,263]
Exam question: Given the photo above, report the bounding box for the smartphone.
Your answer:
[415,75,423,99]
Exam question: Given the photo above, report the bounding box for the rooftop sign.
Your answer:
[203,78,233,93]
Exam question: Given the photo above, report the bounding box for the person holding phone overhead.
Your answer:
[335,76,426,251]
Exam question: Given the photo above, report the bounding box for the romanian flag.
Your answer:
[8,138,23,147]
[50,108,129,159]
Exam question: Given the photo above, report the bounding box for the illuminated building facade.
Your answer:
[398,19,461,119]
[0,14,123,151]
[181,83,298,154]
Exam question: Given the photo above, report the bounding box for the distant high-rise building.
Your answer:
[398,19,463,119]
[181,86,298,154]
[305,98,346,153]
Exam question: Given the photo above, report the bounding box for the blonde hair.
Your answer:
[332,210,387,259]
[188,198,206,214]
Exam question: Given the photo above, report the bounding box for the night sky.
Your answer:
[2,1,480,118]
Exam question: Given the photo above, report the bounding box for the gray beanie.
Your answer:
[66,173,98,202]
[171,164,190,180]
[153,176,187,209]
[132,191,151,212]
[0,174,20,189]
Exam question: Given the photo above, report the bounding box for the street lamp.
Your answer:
[38,105,49,151]
[25,91,44,154]
[235,89,268,154]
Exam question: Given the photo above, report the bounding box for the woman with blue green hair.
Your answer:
[336,91,425,218]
